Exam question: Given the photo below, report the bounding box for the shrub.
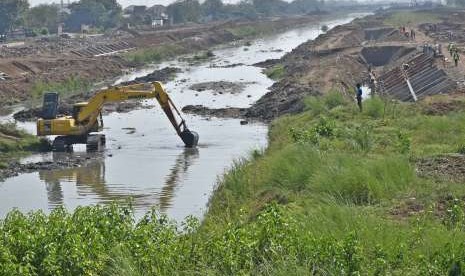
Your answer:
[264,64,285,80]
[397,131,411,154]
[314,116,336,138]
[364,96,384,118]
[304,96,326,115]
[324,90,346,109]
[352,125,373,153]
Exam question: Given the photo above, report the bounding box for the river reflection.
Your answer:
[36,148,200,214]
[160,148,199,211]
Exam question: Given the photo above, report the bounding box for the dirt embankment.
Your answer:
[0,154,103,181]
[186,15,380,121]
[0,14,331,107]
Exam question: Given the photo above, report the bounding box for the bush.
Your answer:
[324,90,346,109]
[314,116,336,138]
[364,96,384,118]
[304,96,326,115]
[351,125,373,153]
[264,64,285,80]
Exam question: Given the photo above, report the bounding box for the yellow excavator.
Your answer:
[37,81,199,151]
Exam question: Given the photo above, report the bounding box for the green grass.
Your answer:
[384,11,440,27]
[264,64,285,80]
[0,123,50,164]
[3,93,465,274]
[226,25,260,37]
[31,76,93,100]
[124,44,187,64]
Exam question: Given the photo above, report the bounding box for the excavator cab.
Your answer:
[42,92,59,119]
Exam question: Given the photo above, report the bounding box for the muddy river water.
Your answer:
[0,13,368,221]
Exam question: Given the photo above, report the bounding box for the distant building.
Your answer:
[147,5,167,18]
[152,19,164,27]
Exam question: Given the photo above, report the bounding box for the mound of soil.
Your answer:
[182,105,247,118]
[0,155,101,181]
[121,67,181,85]
[416,154,465,182]
[421,100,465,115]
[189,81,254,95]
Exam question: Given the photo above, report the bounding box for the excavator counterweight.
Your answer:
[37,81,198,151]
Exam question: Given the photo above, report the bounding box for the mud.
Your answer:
[189,81,255,95]
[121,67,181,85]
[389,198,425,219]
[421,99,465,115]
[182,105,247,118]
[416,154,465,182]
[0,154,101,181]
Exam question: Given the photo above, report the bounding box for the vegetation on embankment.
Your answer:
[3,92,465,274]
[0,123,49,167]
[264,64,285,80]
[30,76,93,101]
[383,10,440,27]
[123,14,330,65]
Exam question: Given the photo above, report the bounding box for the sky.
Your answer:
[29,0,244,8]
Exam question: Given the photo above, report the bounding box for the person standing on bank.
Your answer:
[356,83,363,112]
[453,50,460,67]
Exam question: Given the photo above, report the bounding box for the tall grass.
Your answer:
[264,64,285,80]
[0,123,49,155]
[384,11,440,26]
[124,44,187,64]
[31,76,92,100]
[3,92,465,274]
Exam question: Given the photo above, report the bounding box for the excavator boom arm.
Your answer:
[40,81,198,148]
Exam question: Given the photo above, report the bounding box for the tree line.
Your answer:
[0,0,325,36]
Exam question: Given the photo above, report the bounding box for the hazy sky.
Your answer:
[29,0,243,8]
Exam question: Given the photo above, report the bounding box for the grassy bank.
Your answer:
[0,123,49,167]
[383,10,440,26]
[124,15,326,65]
[30,76,93,101]
[2,92,465,274]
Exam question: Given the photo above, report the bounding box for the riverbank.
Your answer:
[0,123,51,179]
[2,92,465,274]
[3,7,465,274]
[0,11,353,108]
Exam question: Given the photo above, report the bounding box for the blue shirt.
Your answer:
[356,87,363,98]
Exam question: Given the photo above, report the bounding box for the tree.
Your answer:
[167,0,201,24]
[26,4,59,34]
[201,0,223,18]
[66,0,122,31]
[287,0,322,14]
[221,0,257,20]
[252,0,288,16]
[0,0,29,35]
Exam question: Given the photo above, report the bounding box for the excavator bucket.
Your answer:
[180,129,199,148]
